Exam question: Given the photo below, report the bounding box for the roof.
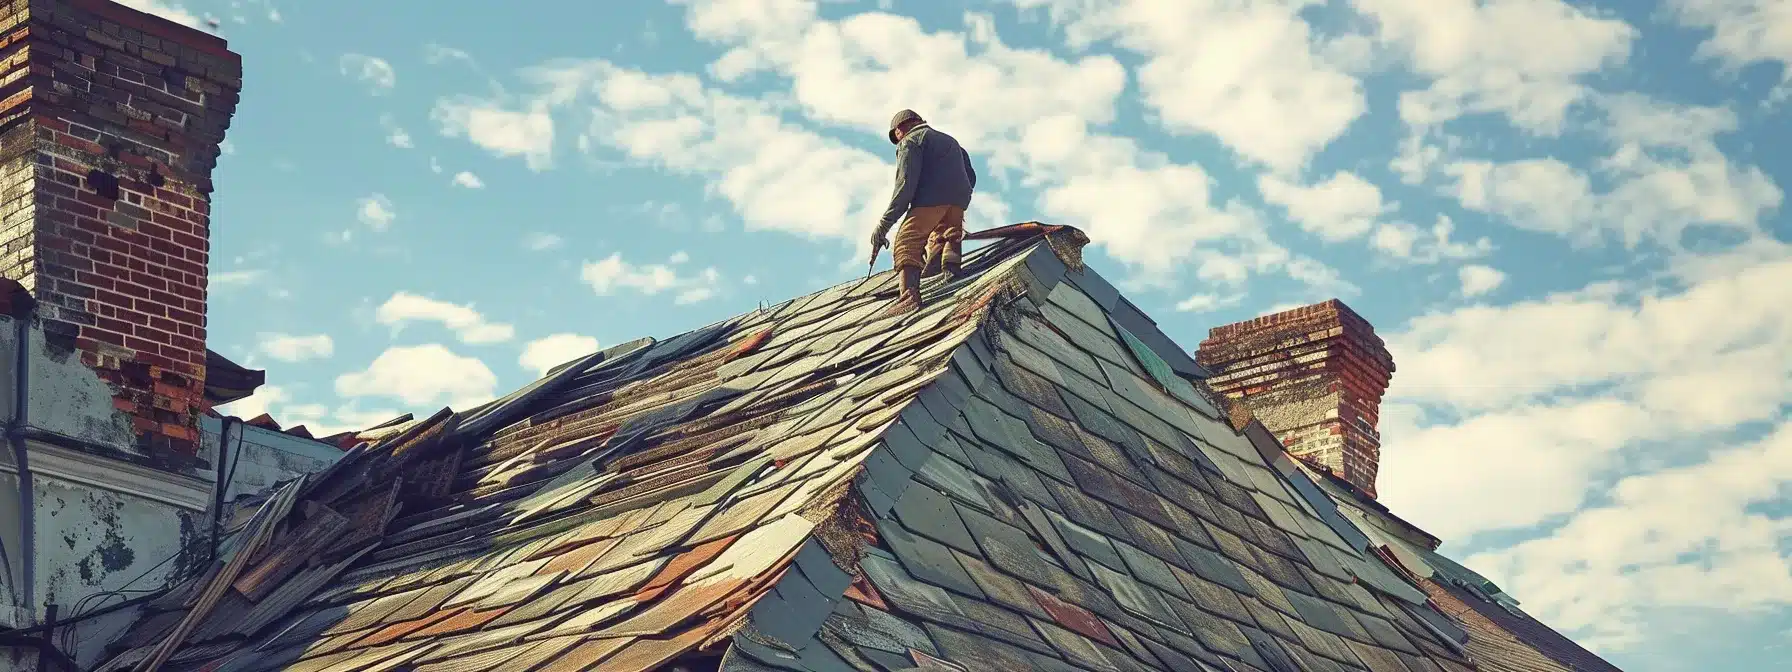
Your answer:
[205,349,266,406]
[1302,460,1621,672]
[99,225,1484,672]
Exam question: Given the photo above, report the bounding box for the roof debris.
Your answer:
[100,224,1502,672]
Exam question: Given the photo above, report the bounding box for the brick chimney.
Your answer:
[1195,300,1394,497]
[0,0,240,461]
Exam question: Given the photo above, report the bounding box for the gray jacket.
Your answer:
[877,124,977,234]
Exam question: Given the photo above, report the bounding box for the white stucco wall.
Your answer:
[0,314,344,668]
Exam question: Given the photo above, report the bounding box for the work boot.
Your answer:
[921,254,944,278]
[883,266,923,317]
[943,260,962,279]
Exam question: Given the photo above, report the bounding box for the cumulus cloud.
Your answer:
[1257,170,1499,267]
[1350,0,1635,133]
[339,53,397,93]
[1420,95,1782,250]
[336,344,498,410]
[451,171,485,188]
[1379,248,1792,550]
[382,115,414,149]
[424,43,476,67]
[1174,293,1244,313]
[1465,423,1792,650]
[357,194,395,231]
[665,4,1309,281]
[1666,0,1792,101]
[1375,244,1792,649]
[375,292,515,344]
[1258,171,1388,243]
[1009,0,1366,172]
[428,7,1334,291]
[1369,214,1494,263]
[257,333,335,362]
[1456,264,1505,297]
[582,252,722,305]
[432,97,555,170]
[217,385,404,437]
[519,333,600,377]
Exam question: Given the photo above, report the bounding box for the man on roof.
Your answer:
[872,109,978,313]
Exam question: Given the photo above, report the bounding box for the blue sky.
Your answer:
[131,0,1789,669]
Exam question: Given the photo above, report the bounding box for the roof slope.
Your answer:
[100,226,1481,672]
[1305,464,1621,672]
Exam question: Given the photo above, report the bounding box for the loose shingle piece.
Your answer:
[99,226,1485,672]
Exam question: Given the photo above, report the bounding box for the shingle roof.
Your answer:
[1301,460,1622,672]
[99,225,1484,672]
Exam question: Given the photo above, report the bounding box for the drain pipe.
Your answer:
[209,416,241,564]
[6,295,36,627]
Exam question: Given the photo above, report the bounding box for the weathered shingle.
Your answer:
[100,226,1498,672]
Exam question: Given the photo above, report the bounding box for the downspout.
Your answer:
[209,416,240,564]
[6,296,36,627]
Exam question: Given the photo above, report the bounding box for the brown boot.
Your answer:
[943,260,962,279]
[883,266,923,317]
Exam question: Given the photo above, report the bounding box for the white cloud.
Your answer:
[382,116,414,148]
[215,384,291,422]
[519,333,600,377]
[1258,171,1387,242]
[523,232,564,251]
[357,194,395,231]
[216,385,402,438]
[375,292,515,344]
[339,53,397,93]
[528,61,889,242]
[662,5,1271,275]
[116,0,203,29]
[1010,0,1366,172]
[1350,0,1635,133]
[1464,423,1792,650]
[451,171,485,188]
[668,250,690,264]
[1379,248,1792,542]
[210,268,265,287]
[457,9,1333,291]
[1174,293,1244,313]
[336,344,498,410]
[423,43,476,67]
[1667,0,1792,101]
[581,252,722,304]
[1456,264,1505,297]
[432,97,555,170]
[1369,214,1494,263]
[257,333,335,362]
[1427,95,1782,249]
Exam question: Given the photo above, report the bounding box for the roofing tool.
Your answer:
[867,241,884,278]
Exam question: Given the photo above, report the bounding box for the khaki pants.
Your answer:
[893,204,966,271]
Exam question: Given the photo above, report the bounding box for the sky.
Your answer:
[122,0,1790,669]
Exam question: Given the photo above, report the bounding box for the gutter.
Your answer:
[6,295,35,628]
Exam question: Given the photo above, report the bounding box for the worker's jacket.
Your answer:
[878,124,977,233]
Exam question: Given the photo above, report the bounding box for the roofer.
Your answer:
[871,109,977,314]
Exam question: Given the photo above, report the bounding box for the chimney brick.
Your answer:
[1195,299,1395,497]
[0,0,238,461]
